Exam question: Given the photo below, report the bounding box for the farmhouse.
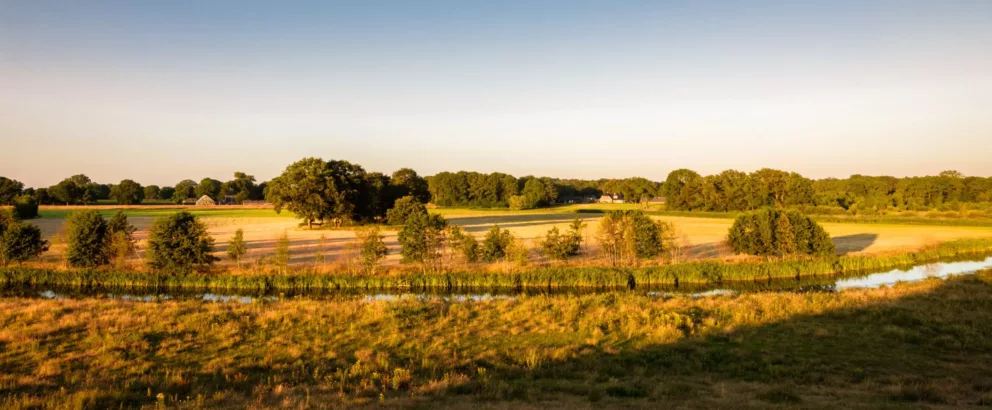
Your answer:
[195,195,216,206]
[599,194,625,204]
[182,198,197,205]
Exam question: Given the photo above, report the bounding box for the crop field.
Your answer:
[23,205,992,269]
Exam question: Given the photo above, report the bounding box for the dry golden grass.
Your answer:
[1,271,991,408]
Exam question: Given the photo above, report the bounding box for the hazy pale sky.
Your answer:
[2,1,991,188]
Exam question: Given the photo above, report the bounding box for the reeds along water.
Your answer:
[3,238,992,292]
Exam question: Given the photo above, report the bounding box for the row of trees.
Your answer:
[0,173,268,206]
[663,169,992,213]
[6,166,990,214]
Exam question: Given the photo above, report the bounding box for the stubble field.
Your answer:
[25,205,992,269]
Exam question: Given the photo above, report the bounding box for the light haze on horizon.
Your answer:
[2,0,991,188]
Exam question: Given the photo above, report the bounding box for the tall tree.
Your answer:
[0,177,24,205]
[195,178,222,200]
[172,180,197,204]
[109,179,144,205]
[390,168,430,203]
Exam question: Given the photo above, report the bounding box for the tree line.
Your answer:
[0,173,268,207]
[662,168,992,214]
[4,165,991,218]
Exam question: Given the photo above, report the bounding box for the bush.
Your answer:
[106,211,136,267]
[386,196,427,226]
[146,211,219,274]
[728,208,835,257]
[227,228,247,266]
[66,210,110,268]
[597,210,670,266]
[274,232,290,272]
[0,211,48,266]
[398,212,448,272]
[356,225,388,274]
[448,226,479,263]
[539,226,581,261]
[12,195,38,219]
[480,225,513,262]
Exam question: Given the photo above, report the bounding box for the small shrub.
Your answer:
[274,232,290,272]
[386,196,427,226]
[227,228,247,267]
[448,225,479,263]
[65,210,110,268]
[539,226,581,261]
[314,234,327,265]
[12,195,38,219]
[106,211,136,268]
[356,225,388,274]
[0,219,48,266]
[146,211,218,274]
[480,225,513,262]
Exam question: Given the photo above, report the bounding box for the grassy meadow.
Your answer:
[2,270,991,408]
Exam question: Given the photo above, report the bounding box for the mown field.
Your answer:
[2,271,991,408]
[24,205,992,269]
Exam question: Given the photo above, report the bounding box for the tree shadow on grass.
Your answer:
[496,274,992,408]
[832,233,879,255]
[5,275,992,409]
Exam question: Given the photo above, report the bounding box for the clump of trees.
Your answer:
[597,210,672,266]
[266,158,425,228]
[65,210,138,268]
[146,211,218,274]
[727,208,835,257]
[0,210,48,266]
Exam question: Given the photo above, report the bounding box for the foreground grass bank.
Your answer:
[4,238,992,292]
[2,271,991,408]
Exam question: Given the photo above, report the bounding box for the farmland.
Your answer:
[22,204,992,270]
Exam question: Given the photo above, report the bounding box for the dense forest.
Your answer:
[3,164,992,217]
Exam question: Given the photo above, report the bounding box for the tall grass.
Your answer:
[4,238,992,292]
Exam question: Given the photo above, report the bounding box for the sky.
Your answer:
[2,1,991,188]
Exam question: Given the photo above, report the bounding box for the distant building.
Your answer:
[599,194,625,204]
[182,198,198,205]
[648,197,666,204]
[195,195,216,206]
[556,196,586,204]
[219,195,238,205]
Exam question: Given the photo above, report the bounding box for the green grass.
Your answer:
[39,208,293,219]
[5,238,992,292]
[1,270,990,408]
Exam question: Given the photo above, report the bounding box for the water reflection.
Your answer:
[4,256,991,304]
